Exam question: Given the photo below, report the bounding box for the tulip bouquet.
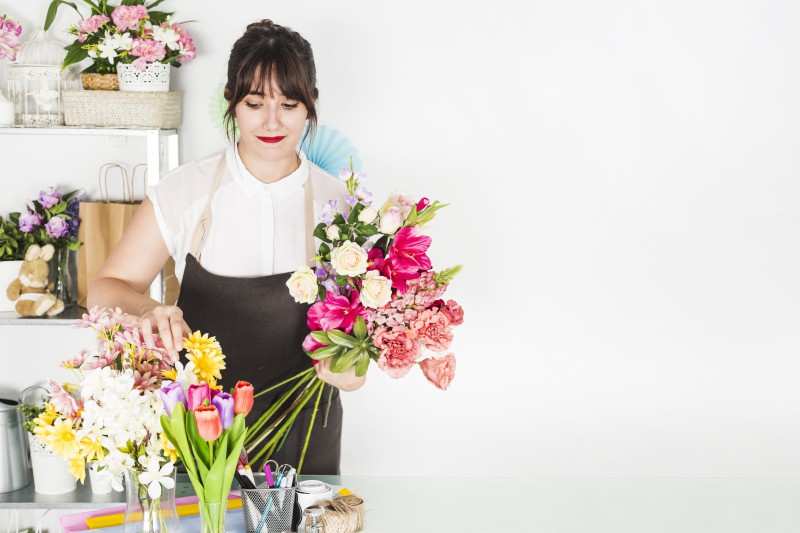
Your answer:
[158,333,253,533]
[245,162,464,471]
[33,307,182,531]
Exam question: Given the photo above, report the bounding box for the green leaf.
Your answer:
[45,0,82,31]
[313,222,330,243]
[310,330,331,345]
[355,353,370,377]
[319,242,330,257]
[359,224,379,237]
[332,214,346,225]
[348,203,364,224]
[330,346,361,373]
[161,404,197,478]
[353,316,367,340]
[404,205,419,226]
[373,235,390,254]
[204,434,228,504]
[186,412,210,469]
[355,236,367,246]
[326,329,357,348]
[62,43,89,70]
[335,274,348,286]
[307,343,341,360]
[318,284,327,302]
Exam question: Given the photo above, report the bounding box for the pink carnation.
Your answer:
[0,15,22,62]
[77,14,110,41]
[131,38,166,69]
[111,5,148,32]
[419,353,456,391]
[441,299,464,326]
[172,22,196,63]
[373,326,419,379]
[410,308,453,352]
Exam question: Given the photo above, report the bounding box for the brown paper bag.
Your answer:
[77,164,180,308]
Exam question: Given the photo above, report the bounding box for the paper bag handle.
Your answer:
[98,163,132,204]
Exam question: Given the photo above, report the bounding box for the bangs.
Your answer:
[229,44,315,106]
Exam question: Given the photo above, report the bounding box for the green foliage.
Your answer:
[0,217,31,261]
[306,318,377,378]
[434,265,463,287]
[17,403,45,435]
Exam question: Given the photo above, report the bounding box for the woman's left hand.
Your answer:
[314,359,366,392]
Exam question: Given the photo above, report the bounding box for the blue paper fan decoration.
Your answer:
[299,124,362,176]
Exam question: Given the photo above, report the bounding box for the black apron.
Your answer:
[176,155,342,475]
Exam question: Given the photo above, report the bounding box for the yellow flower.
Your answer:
[184,331,225,383]
[34,403,58,427]
[68,455,86,483]
[79,436,105,463]
[161,433,178,463]
[162,368,178,381]
[44,418,79,457]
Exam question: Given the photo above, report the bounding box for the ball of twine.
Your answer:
[315,494,365,533]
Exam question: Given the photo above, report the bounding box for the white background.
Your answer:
[1,0,799,489]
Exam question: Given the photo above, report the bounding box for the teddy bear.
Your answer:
[5,244,65,317]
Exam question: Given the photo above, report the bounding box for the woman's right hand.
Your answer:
[139,305,191,360]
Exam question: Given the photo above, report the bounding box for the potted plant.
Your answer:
[43,0,196,91]
[18,401,77,495]
[0,216,33,312]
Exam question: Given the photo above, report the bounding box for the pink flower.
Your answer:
[307,290,367,334]
[130,38,166,68]
[441,299,464,326]
[419,354,456,391]
[386,226,432,292]
[111,5,148,32]
[411,308,453,352]
[172,22,195,63]
[302,333,326,353]
[77,14,110,41]
[48,379,78,417]
[373,326,419,379]
[416,197,430,211]
[0,15,22,62]
[61,349,89,369]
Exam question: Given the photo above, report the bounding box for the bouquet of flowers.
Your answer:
[0,13,22,62]
[245,163,464,471]
[11,186,82,252]
[33,307,182,530]
[43,0,195,74]
[159,333,254,533]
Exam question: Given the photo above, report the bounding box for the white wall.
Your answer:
[1,0,799,494]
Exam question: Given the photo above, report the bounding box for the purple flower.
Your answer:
[45,216,68,239]
[320,200,337,225]
[315,267,327,278]
[356,184,373,204]
[338,168,352,181]
[344,194,359,208]
[211,392,234,429]
[19,211,42,232]
[65,200,80,238]
[321,277,338,295]
[187,382,210,410]
[39,187,61,209]
[159,381,187,416]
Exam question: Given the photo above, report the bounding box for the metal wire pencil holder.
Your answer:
[240,483,297,533]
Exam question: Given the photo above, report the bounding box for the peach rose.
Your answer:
[285,266,319,304]
[419,353,456,391]
[330,240,369,276]
[360,271,392,308]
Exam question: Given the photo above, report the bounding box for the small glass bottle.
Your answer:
[303,506,325,533]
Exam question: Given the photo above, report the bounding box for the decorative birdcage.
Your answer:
[6,28,79,126]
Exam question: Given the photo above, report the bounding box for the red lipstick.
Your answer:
[257,136,285,144]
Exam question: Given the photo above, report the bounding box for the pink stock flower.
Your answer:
[111,5,148,32]
[48,379,79,417]
[373,326,419,378]
[441,299,464,326]
[411,308,453,352]
[307,290,367,334]
[419,353,456,391]
[130,38,166,69]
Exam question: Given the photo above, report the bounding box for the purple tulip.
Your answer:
[159,381,187,416]
[211,392,234,429]
[39,187,61,209]
[187,382,210,410]
[45,216,68,239]
[19,211,42,232]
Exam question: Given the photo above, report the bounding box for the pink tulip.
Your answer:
[187,383,210,410]
[194,405,222,441]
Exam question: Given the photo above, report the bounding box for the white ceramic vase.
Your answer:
[88,462,113,494]
[28,434,76,494]
[0,260,24,312]
[117,62,170,92]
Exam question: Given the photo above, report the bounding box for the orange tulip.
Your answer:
[233,381,254,416]
[194,405,222,441]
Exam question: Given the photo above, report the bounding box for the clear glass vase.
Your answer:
[52,247,74,307]
[123,468,179,533]
[199,501,227,533]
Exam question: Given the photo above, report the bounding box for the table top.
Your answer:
[3,474,800,532]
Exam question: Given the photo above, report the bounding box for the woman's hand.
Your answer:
[314,359,366,392]
[139,304,191,360]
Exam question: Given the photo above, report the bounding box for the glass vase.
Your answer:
[123,468,179,533]
[52,247,74,307]
[199,501,227,533]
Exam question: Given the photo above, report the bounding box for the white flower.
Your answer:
[110,32,133,51]
[379,206,404,235]
[88,49,98,58]
[325,225,340,240]
[286,266,319,304]
[171,361,198,397]
[151,25,180,50]
[360,271,392,308]
[138,460,175,499]
[380,190,415,218]
[330,241,369,277]
[358,206,378,224]
[97,33,118,64]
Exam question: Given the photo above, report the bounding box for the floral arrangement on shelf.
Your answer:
[244,162,464,472]
[0,13,22,62]
[10,186,83,253]
[44,0,196,74]
[0,216,28,261]
[158,333,253,533]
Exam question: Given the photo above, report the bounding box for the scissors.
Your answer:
[263,460,279,487]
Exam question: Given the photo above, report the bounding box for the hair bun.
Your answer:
[247,19,275,30]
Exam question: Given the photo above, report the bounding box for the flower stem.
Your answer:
[253,367,314,398]
[297,380,325,475]
[245,370,315,442]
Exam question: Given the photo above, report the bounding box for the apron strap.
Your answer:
[190,152,317,268]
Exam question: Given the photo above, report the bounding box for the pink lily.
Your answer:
[307,290,367,334]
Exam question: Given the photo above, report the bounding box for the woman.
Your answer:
[88,20,364,474]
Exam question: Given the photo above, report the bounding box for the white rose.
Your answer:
[325,225,340,240]
[358,206,378,224]
[360,271,392,308]
[379,206,404,235]
[285,266,319,304]
[330,241,369,276]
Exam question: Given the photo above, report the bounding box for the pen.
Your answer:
[254,496,274,533]
[234,469,256,489]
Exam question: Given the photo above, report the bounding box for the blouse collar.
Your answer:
[226,143,309,201]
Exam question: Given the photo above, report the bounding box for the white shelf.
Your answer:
[0,125,177,137]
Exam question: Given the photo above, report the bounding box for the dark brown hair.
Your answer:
[223,20,318,144]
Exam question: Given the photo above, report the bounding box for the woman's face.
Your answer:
[234,81,308,165]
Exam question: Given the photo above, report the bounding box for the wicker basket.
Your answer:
[81,73,119,91]
[62,90,182,128]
